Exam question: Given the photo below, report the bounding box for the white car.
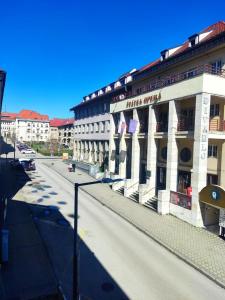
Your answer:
[21,149,36,154]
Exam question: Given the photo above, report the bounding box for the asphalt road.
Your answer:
[15,153,225,300]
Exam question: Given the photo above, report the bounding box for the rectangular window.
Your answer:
[210,104,219,117]
[211,60,222,74]
[208,145,218,157]
[207,174,218,185]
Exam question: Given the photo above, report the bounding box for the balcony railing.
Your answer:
[112,64,225,103]
[177,117,194,131]
[209,118,225,131]
[156,122,168,132]
[139,121,148,133]
[170,191,192,210]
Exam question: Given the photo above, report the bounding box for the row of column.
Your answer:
[109,93,212,226]
[74,140,109,165]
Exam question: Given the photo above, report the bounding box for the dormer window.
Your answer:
[114,81,121,89]
[160,49,169,61]
[125,75,133,84]
[91,93,96,99]
[105,86,112,93]
[98,89,104,96]
[85,96,90,101]
[188,34,199,47]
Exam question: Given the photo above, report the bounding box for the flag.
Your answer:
[118,121,126,134]
[128,119,138,133]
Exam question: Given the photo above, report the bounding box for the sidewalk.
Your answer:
[44,159,225,289]
[0,161,60,299]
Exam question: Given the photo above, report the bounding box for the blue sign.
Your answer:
[211,190,220,201]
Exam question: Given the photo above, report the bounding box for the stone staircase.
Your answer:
[116,186,124,196]
[143,196,158,211]
[128,191,139,203]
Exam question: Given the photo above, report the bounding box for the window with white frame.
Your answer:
[211,60,222,74]
[208,145,218,158]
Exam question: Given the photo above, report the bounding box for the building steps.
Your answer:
[116,186,124,196]
[143,196,158,211]
[128,191,139,203]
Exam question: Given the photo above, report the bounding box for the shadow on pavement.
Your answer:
[0,157,60,299]
[29,203,129,300]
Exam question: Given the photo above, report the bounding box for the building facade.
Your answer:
[57,118,74,148]
[108,21,225,231]
[71,71,135,168]
[1,110,50,143]
[1,113,17,140]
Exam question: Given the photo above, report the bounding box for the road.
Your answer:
[16,154,225,300]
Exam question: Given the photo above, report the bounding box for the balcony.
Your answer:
[209,118,225,131]
[156,122,168,133]
[177,116,194,131]
[112,64,225,103]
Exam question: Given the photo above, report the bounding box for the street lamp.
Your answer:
[0,70,6,170]
[73,177,124,300]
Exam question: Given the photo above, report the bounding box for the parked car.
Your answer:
[19,159,36,171]
[21,149,36,154]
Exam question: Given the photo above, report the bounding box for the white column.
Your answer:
[99,141,103,164]
[191,93,211,227]
[159,100,178,214]
[119,112,126,178]
[146,105,157,197]
[109,114,116,173]
[88,141,92,163]
[131,109,140,180]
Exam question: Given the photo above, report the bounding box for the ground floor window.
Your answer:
[207,174,218,185]
[177,170,191,194]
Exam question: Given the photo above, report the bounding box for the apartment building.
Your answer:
[108,21,225,232]
[57,118,74,148]
[1,110,50,143]
[70,70,136,168]
[1,113,17,140]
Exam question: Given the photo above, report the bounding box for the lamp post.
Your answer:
[0,70,6,172]
[73,177,123,300]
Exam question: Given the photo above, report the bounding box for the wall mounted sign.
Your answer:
[199,184,225,209]
[126,93,161,109]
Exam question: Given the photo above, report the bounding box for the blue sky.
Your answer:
[1,0,225,118]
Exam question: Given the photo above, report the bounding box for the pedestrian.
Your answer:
[72,162,76,172]
[68,162,73,172]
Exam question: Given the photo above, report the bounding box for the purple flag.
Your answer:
[128,119,138,133]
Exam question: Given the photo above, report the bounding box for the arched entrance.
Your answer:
[199,185,225,238]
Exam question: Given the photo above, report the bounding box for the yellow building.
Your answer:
[109,21,225,234]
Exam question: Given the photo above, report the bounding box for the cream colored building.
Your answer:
[1,114,16,140]
[1,110,50,143]
[109,21,225,233]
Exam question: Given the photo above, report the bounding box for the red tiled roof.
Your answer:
[1,112,18,120]
[139,21,225,73]
[50,118,74,127]
[18,109,49,121]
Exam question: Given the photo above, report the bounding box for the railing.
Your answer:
[177,117,194,131]
[170,191,192,210]
[139,121,148,133]
[156,122,168,132]
[112,64,225,103]
[125,180,139,192]
[209,118,225,131]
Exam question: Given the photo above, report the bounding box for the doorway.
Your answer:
[201,203,220,235]
[156,167,166,194]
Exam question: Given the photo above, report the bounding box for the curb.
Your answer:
[44,162,225,290]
